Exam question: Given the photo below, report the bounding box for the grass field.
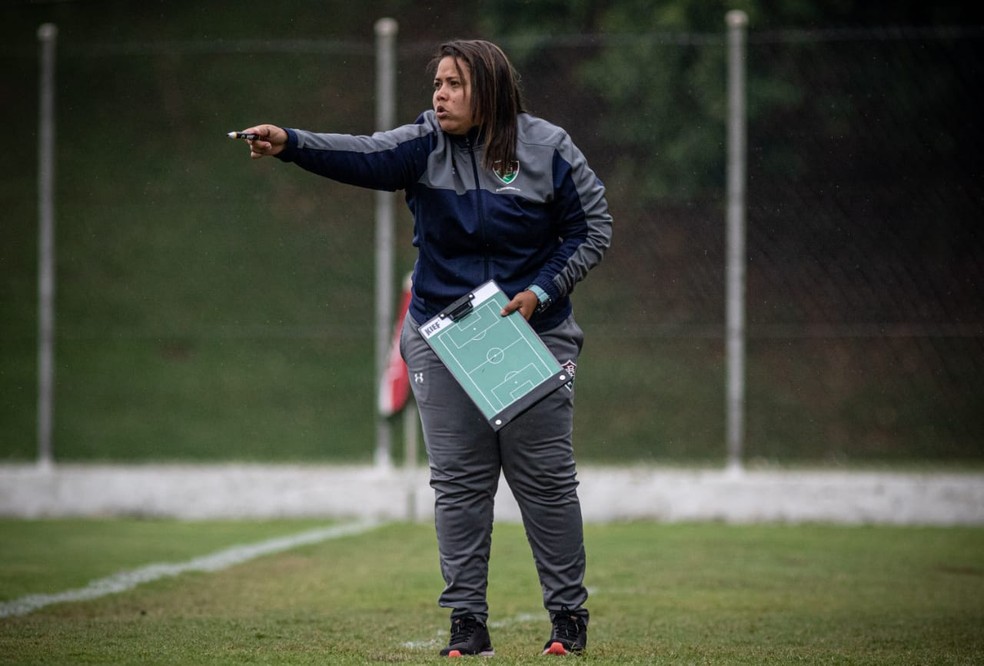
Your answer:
[1,519,982,664]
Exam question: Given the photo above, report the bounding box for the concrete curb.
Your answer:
[1,464,982,525]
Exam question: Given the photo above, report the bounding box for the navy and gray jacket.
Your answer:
[277,110,613,332]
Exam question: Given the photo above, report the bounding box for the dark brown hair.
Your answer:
[430,39,526,171]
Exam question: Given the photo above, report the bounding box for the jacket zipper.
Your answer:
[466,135,491,282]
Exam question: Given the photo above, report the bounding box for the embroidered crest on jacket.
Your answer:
[492,160,520,185]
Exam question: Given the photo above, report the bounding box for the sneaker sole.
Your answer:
[445,649,496,657]
[543,642,569,656]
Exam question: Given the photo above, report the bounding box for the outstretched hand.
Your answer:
[501,290,538,321]
[238,124,288,159]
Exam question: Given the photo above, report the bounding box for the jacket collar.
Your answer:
[448,124,486,149]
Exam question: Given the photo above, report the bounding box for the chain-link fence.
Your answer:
[2,20,981,465]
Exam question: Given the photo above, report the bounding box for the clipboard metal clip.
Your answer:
[444,292,476,322]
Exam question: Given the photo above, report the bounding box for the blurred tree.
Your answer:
[477,0,982,203]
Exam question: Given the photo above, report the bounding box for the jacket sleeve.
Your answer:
[530,132,613,302]
[276,122,433,192]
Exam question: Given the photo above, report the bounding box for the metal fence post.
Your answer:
[37,23,58,471]
[725,10,748,474]
[374,18,398,470]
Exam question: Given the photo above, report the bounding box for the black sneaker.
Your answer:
[542,612,587,656]
[440,615,495,657]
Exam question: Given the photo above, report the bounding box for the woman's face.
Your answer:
[433,56,476,135]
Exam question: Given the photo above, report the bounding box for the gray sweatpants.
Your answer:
[400,313,589,623]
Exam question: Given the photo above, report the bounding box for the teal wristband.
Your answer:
[527,285,551,312]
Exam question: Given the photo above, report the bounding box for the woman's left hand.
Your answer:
[501,290,539,321]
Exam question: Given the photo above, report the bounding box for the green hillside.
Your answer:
[2,1,981,466]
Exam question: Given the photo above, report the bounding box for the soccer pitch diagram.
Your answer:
[420,282,567,429]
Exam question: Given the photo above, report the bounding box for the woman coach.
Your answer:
[239,39,612,657]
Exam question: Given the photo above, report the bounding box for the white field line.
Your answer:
[0,520,383,619]
[403,586,603,650]
[403,612,543,650]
